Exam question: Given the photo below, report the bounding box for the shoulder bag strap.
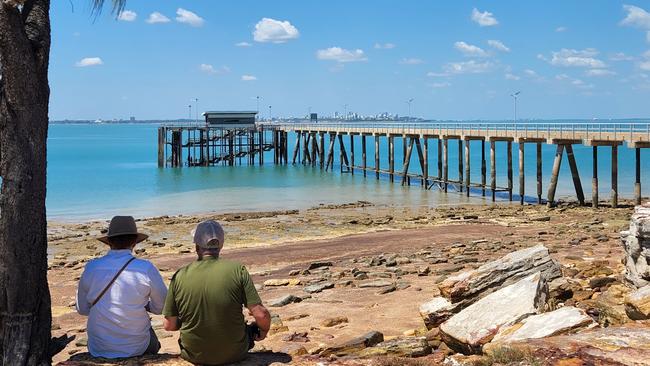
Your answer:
[90,257,136,308]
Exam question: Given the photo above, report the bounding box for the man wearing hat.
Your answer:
[76,216,168,358]
[162,220,271,365]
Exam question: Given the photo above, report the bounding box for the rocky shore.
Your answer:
[49,200,650,365]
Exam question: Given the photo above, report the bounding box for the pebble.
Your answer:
[320,316,349,327]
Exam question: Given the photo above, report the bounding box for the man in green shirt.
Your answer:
[163,220,271,365]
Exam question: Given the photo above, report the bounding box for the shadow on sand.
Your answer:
[58,352,293,366]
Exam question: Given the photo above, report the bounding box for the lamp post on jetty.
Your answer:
[256,96,260,121]
[269,105,272,122]
[188,104,192,121]
[407,98,415,122]
[195,98,199,124]
[510,91,521,123]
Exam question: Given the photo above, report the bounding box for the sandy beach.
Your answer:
[46,199,648,365]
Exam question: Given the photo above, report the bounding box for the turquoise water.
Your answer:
[47,123,648,221]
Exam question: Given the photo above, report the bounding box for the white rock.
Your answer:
[490,306,595,344]
[440,272,547,354]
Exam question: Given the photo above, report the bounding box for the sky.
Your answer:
[50,1,650,121]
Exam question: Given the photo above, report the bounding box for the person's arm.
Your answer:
[147,264,168,315]
[240,265,270,340]
[247,304,271,341]
[163,316,181,331]
[75,266,91,316]
[162,272,180,331]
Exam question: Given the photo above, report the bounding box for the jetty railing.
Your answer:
[262,122,650,144]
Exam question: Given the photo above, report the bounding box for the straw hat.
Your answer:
[97,216,149,245]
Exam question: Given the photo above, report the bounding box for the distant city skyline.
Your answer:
[51,1,650,121]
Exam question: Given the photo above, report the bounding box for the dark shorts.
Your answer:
[142,327,161,355]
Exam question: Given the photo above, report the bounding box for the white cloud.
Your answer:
[199,64,230,75]
[555,74,594,89]
[241,75,257,81]
[399,58,424,65]
[585,69,616,77]
[610,52,634,61]
[117,10,137,22]
[75,57,103,67]
[427,71,450,77]
[505,73,520,80]
[556,26,567,32]
[253,18,299,43]
[176,8,204,27]
[236,42,252,47]
[444,60,493,74]
[545,48,606,68]
[316,47,367,63]
[471,8,498,27]
[374,43,396,49]
[524,69,538,76]
[487,40,510,52]
[146,12,170,24]
[430,82,451,88]
[454,41,488,57]
[620,5,650,29]
[641,61,650,71]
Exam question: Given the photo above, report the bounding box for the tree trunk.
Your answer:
[0,1,52,364]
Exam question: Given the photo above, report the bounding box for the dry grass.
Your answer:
[374,356,438,366]
[479,346,542,366]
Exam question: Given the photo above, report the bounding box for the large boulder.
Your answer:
[438,245,561,306]
[440,272,548,354]
[487,306,595,346]
[625,285,650,320]
[622,203,650,288]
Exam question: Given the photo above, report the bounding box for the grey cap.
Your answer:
[193,220,225,250]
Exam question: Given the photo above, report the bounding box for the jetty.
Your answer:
[157,121,650,208]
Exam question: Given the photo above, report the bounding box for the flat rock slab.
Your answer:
[263,278,301,287]
[438,244,561,305]
[440,272,547,354]
[320,331,384,357]
[498,326,650,366]
[489,306,595,345]
[358,279,393,288]
[268,294,302,307]
[303,282,334,293]
[359,336,432,358]
[419,296,461,330]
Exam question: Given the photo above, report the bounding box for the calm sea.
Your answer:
[47,123,648,221]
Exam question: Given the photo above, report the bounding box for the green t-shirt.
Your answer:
[163,257,262,365]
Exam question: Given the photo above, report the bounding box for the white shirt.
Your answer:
[76,249,167,358]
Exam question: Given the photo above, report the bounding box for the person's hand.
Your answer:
[255,328,268,341]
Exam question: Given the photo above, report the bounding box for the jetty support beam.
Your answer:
[375,134,381,179]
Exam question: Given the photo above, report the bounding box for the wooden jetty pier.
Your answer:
[158,121,650,208]
[272,122,650,208]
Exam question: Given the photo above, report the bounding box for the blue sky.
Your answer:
[50,1,650,120]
